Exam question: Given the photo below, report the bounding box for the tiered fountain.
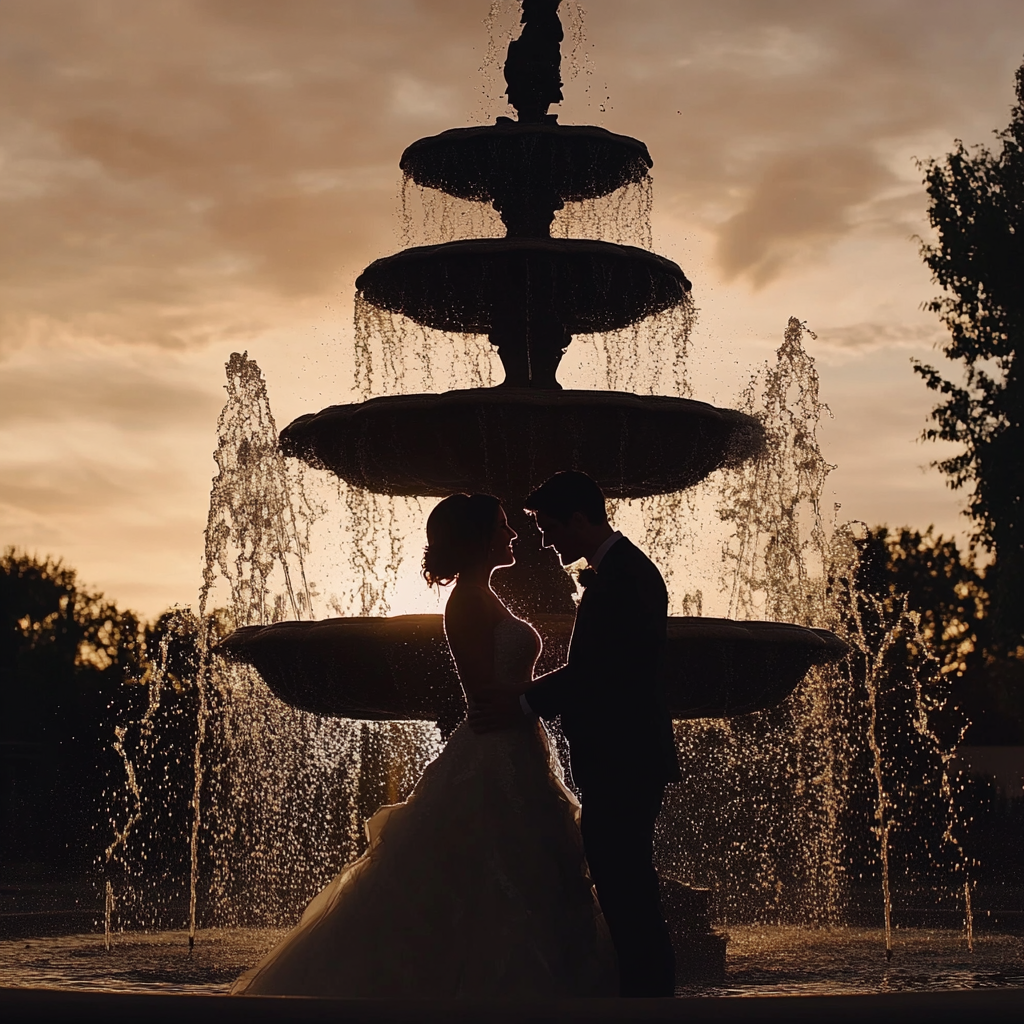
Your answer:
[7,5,1022,1012]
[220,4,843,753]
[221,0,846,733]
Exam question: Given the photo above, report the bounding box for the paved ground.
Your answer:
[0,987,1021,1023]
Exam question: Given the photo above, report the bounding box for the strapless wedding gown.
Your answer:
[232,617,617,998]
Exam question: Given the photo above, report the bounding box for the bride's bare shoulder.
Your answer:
[443,584,505,695]
[444,583,501,634]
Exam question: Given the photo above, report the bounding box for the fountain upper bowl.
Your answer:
[400,121,653,205]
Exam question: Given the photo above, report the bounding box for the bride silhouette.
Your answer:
[232,492,616,998]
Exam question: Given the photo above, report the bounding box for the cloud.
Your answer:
[814,321,948,353]
[2,0,1022,613]
[0,337,223,610]
[715,146,894,285]
[676,24,834,79]
[0,0,484,353]
[569,1,1024,281]
[1,0,1023,352]
[0,348,221,430]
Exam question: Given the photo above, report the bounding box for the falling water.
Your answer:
[100,85,976,946]
[101,613,189,941]
[96,353,439,940]
[842,569,974,950]
[102,313,977,943]
[634,319,853,923]
[103,727,142,951]
[398,175,653,252]
[398,178,502,248]
[353,289,693,401]
[187,351,316,944]
[183,354,440,935]
[103,882,113,952]
[631,319,974,932]
[555,179,654,250]
[965,880,974,952]
[354,292,498,399]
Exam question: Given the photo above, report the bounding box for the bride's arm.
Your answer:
[522,664,575,718]
[443,587,498,703]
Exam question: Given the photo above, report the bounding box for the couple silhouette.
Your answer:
[233,471,680,999]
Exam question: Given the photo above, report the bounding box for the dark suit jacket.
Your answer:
[524,537,681,791]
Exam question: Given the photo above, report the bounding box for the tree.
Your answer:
[848,527,1023,895]
[915,61,1024,651]
[854,527,1023,743]
[1,549,226,909]
[0,548,146,870]
[856,527,985,678]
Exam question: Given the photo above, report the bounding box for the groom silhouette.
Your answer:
[470,471,680,997]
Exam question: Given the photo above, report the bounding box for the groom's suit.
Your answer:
[524,536,679,997]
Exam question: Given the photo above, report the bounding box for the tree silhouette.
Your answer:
[915,60,1024,652]
[854,527,1022,744]
[846,527,1022,894]
[1,548,145,871]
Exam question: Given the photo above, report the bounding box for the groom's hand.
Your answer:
[468,691,527,733]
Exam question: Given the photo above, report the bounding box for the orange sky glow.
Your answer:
[2,0,1024,617]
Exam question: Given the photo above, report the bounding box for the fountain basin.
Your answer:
[3,928,1024,1006]
[355,237,688,336]
[215,614,849,723]
[281,388,764,499]
[400,121,652,205]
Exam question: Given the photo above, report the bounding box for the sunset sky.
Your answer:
[2,0,1024,618]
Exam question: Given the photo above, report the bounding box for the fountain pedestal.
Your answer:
[660,879,729,984]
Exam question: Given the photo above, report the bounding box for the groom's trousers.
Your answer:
[580,779,675,997]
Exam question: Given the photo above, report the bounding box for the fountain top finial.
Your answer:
[504,0,564,123]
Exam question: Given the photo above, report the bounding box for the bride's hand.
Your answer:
[467,690,527,733]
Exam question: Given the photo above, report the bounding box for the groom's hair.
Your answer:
[524,471,608,526]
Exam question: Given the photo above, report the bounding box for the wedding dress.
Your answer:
[232,616,617,998]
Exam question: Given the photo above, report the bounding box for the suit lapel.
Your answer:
[567,549,615,661]
[566,585,588,663]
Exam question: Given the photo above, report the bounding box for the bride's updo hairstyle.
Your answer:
[422,493,503,587]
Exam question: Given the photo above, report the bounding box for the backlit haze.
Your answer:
[2,0,1023,618]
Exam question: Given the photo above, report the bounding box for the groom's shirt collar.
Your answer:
[590,530,624,571]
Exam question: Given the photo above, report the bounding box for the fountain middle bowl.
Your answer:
[281,388,765,498]
[216,614,849,723]
[355,237,689,336]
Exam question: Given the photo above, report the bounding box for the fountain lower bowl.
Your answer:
[400,121,653,204]
[280,388,765,498]
[355,237,689,336]
[216,614,849,723]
